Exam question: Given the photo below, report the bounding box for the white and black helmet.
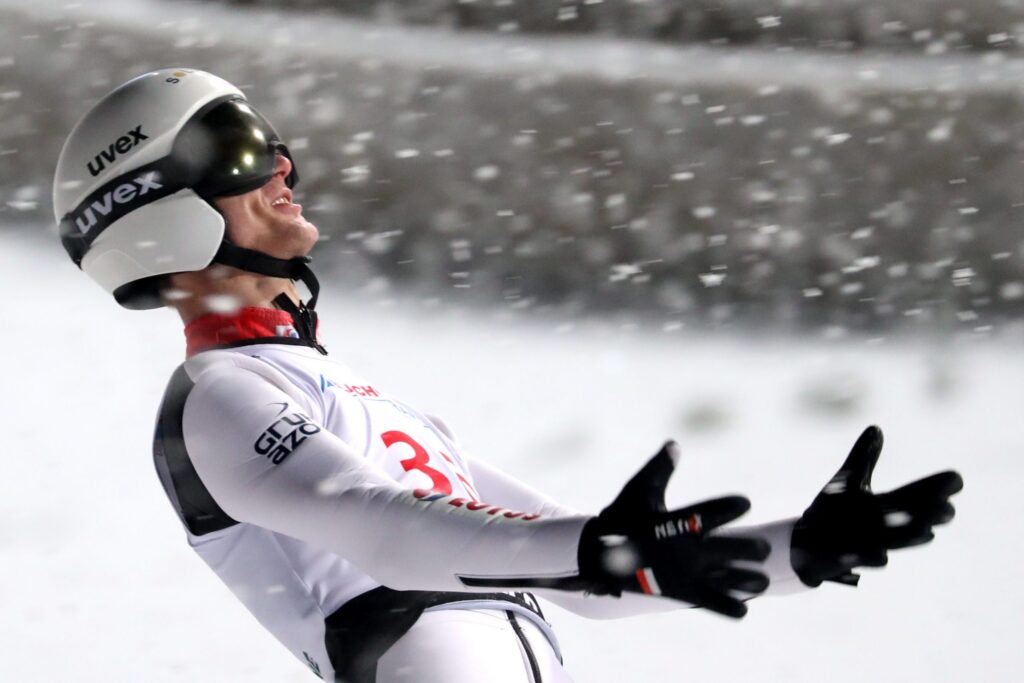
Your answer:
[53,67,316,310]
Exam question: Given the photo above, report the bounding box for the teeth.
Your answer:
[272,197,290,206]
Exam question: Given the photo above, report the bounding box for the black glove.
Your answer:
[792,426,963,588]
[578,441,771,618]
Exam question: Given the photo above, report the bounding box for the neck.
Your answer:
[166,266,302,324]
[182,305,322,357]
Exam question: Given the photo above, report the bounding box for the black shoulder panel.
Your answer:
[153,364,238,536]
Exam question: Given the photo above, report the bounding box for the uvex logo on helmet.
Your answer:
[72,171,164,235]
[86,125,149,177]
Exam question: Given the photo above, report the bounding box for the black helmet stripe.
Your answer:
[59,155,189,267]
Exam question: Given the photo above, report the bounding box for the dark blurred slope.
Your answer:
[203,0,1024,53]
[3,1,1024,333]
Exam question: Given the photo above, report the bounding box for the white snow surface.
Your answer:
[0,229,1019,681]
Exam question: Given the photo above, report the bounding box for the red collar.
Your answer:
[184,307,318,358]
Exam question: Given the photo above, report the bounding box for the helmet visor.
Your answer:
[174,97,298,199]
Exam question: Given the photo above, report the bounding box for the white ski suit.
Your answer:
[153,309,801,682]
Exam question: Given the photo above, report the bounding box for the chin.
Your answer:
[285,219,320,256]
[296,219,320,248]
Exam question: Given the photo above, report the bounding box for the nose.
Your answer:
[273,150,299,188]
[273,153,292,179]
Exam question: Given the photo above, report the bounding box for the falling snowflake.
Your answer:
[474,165,500,181]
[699,273,726,287]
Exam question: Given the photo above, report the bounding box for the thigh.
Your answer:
[517,614,576,683]
[376,609,573,683]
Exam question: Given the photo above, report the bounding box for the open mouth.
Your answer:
[271,188,292,206]
[270,189,301,213]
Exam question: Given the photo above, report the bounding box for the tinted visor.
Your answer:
[173,97,298,199]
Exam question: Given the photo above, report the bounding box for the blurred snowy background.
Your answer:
[1,0,1021,681]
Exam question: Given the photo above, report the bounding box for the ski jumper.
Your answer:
[152,307,802,682]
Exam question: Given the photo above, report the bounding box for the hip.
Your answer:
[377,608,574,683]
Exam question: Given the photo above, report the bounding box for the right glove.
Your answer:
[791,426,963,588]
[578,441,770,618]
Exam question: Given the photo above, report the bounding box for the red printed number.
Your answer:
[388,431,540,522]
[382,430,453,495]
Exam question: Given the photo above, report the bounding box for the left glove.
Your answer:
[791,426,963,587]
[577,441,770,618]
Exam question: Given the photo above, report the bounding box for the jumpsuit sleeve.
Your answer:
[460,450,808,617]
[182,362,590,593]
[461,454,582,519]
[532,519,806,619]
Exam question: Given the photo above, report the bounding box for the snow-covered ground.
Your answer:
[0,228,1019,681]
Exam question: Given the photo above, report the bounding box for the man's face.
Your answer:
[211,153,319,260]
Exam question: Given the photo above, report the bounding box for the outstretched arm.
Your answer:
[465,426,963,611]
[183,363,769,616]
[464,452,806,618]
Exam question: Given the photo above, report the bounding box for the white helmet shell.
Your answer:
[53,68,243,309]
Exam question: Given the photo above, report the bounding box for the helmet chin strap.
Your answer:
[212,240,326,354]
[213,239,320,308]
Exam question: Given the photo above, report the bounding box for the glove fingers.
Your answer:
[702,534,771,563]
[674,495,752,532]
[935,501,956,525]
[852,546,888,567]
[912,500,956,527]
[826,571,861,587]
[883,471,963,504]
[832,426,884,492]
[886,526,936,550]
[685,588,749,619]
[707,567,770,595]
[614,441,680,514]
[882,500,956,530]
[881,499,952,548]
